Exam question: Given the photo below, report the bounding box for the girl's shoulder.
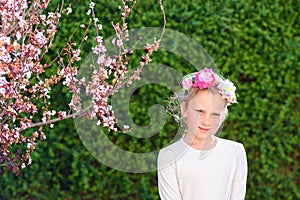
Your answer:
[158,138,188,162]
[217,138,247,155]
[160,138,184,149]
[218,137,244,147]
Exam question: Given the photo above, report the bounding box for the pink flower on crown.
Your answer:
[193,68,216,89]
[182,78,193,90]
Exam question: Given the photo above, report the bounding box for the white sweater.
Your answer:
[157,137,247,200]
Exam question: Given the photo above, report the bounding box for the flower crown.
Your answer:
[182,67,237,104]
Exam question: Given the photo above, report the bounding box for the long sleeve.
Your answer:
[230,144,248,200]
[157,150,182,200]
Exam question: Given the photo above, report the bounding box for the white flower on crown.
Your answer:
[217,79,237,104]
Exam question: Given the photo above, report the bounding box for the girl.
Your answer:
[157,68,247,200]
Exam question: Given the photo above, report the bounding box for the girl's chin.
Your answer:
[196,130,216,139]
[186,129,216,139]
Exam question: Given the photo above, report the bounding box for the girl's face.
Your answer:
[181,89,226,141]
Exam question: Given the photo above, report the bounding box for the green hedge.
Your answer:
[1,0,299,199]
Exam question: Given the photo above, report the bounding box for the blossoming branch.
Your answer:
[0,0,166,174]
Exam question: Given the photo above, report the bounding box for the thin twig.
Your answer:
[24,104,92,130]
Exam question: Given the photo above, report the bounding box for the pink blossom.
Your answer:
[92,43,106,54]
[93,17,99,23]
[21,163,26,169]
[94,36,103,43]
[97,55,106,65]
[16,32,22,40]
[33,31,47,46]
[57,111,66,118]
[182,78,193,90]
[66,6,72,15]
[72,49,81,61]
[116,39,123,47]
[40,14,46,21]
[89,2,95,9]
[86,9,91,15]
[18,17,26,29]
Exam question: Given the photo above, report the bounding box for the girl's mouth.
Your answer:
[198,127,210,132]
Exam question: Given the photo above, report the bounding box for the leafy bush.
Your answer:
[0,0,299,199]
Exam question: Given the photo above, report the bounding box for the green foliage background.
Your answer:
[1,0,299,199]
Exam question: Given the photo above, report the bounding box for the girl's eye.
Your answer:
[196,110,203,113]
[212,113,220,117]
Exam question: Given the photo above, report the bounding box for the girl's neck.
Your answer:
[183,134,217,150]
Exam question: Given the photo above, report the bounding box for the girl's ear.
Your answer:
[180,101,187,118]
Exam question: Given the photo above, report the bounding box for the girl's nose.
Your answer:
[201,113,211,126]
